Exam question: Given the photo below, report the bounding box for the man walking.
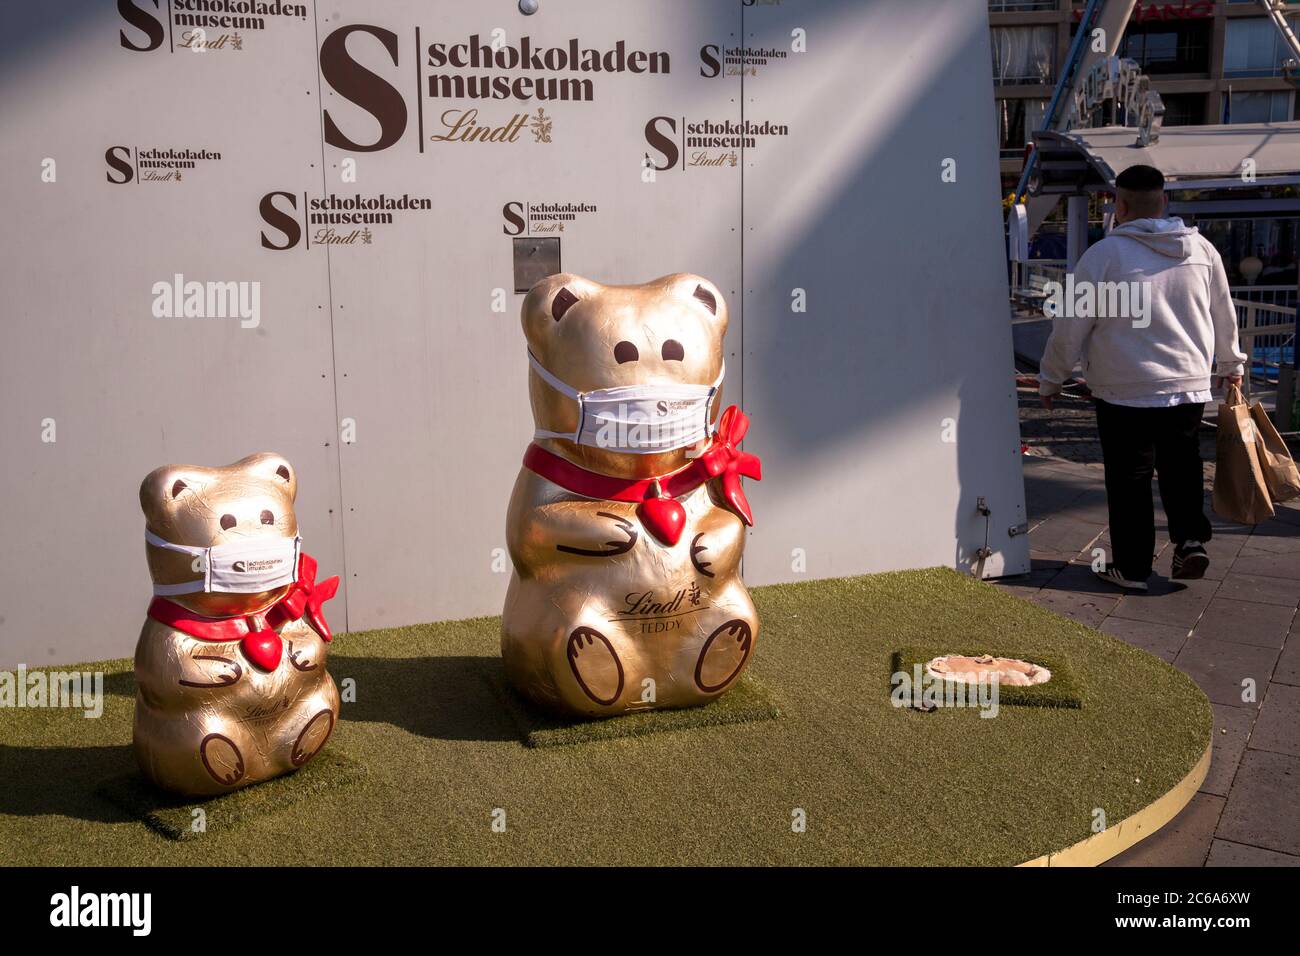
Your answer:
[1038,164,1248,591]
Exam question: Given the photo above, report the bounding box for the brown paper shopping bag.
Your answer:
[1249,401,1300,502]
[1213,385,1275,525]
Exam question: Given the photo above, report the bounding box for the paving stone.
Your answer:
[1045,561,1125,597]
[1173,638,1278,708]
[1101,617,1188,664]
[1249,683,1300,758]
[1206,839,1300,866]
[1108,577,1219,629]
[1213,572,1300,609]
[1231,551,1300,581]
[1201,703,1255,798]
[1190,598,1294,649]
[1244,521,1300,555]
[1275,630,1300,687]
[1217,749,1300,856]
[1105,792,1223,867]
[1027,516,1107,559]
[1023,586,1118,629]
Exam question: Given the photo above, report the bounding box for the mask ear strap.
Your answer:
[528,351,584,443]
[145,530,211,594]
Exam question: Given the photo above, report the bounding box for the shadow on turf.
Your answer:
[97,657,521,743]
[331,655,520,743]
[0,743,138,823]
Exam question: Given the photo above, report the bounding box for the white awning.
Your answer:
[1032,122,1300,192]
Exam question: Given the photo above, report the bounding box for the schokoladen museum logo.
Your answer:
[105,145,222,184]
[258,190,434,250]
[118,0,309,53]
[644,116,789,172]
[317,25,670,154]
[502,200,598,236]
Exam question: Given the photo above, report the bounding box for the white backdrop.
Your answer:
[0,0,1027,668]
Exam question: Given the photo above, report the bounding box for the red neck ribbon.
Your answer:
[523,404,761,526]
[147,553,340,672]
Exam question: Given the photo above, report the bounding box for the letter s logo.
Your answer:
[644,116,677,172]
[118,0,166,52]
[502,201,525,236]
[699,44,721,79]
[260,191,302,251]
[105,146,134,184]
[319,25,408,152]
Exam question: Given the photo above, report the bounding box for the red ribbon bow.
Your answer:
[697,406,762,525]
[147,552,339,672]
[267,553,340,642]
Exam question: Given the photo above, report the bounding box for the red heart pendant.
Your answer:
[637,494,686,546]
[241,627,283,672]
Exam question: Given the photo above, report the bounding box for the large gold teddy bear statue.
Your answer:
[134,452,341,796]
[502,273,763,717]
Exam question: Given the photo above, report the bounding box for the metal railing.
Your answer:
[1234,297,1297,395]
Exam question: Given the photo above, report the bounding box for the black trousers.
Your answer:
[1094,398,1212,580]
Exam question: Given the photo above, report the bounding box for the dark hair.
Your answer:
[1115,164,1164,192]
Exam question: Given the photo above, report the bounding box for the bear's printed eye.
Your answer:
[552,287,579,322]
[220,514,237,531]
[170,479,188,498]
[661,339,685,362]
[614,341,639,364]
[260,510,275,525]
[692,284,717,315]
[275,465,291,482]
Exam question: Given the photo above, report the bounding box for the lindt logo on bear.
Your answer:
[502,273,762,717]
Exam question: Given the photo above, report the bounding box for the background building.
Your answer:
[992,1,1299,288]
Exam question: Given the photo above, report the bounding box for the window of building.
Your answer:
[1118,19,1211,75]
[1160,92,1206,126]
[1197,218,1299,288]
[991,26,1056,85]
[1221,89,1293,123]
[996,99,1049,157]
[988,0,1058,10]
[1224,16,1300,78]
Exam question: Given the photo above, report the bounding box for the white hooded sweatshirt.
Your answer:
[1038,217,1247,401]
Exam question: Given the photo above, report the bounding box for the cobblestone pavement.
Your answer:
[997,386,1300,867]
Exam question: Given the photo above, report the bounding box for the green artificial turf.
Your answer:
[890,648,1083,709]
[0,568,1211,866]
[95,750,367,841]
[482,661,782,748]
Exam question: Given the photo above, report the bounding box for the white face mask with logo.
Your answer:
[145,530,301,596]
[528,352,723,455]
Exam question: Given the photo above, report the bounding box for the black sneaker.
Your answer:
[1094,564,1149,592]
[1172,540,1209,580]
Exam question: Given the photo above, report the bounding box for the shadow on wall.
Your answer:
[0,0,122,82]
[739,0,1023,576]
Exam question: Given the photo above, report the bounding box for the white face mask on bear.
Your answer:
[145,530,301,596]
[528,352,723,454]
